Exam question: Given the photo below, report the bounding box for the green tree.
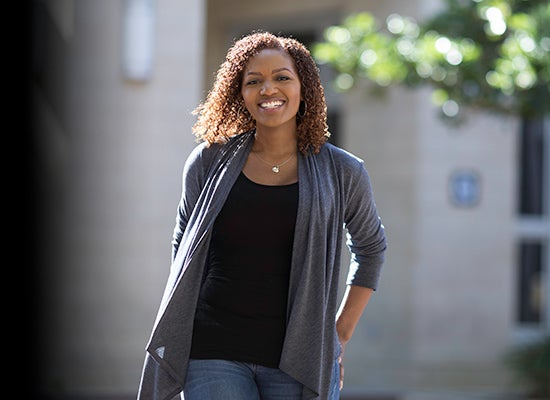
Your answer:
[312,0,550,123]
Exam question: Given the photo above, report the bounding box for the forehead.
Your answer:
[244,48,297,72]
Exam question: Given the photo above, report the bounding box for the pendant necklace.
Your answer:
[254,151,294,173]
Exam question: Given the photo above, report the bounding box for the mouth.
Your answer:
[258,100,285,110]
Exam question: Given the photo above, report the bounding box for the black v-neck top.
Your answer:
[190,172,299,367]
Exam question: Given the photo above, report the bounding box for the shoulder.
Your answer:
[316,142,366,171]
[188,140,221,162]
[313,143,376,194]
[184,140,213,166]
[182,141,222,181]
[185,131,254,173]
[186,133,246,166]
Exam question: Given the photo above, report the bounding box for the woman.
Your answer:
[137,31,387,400]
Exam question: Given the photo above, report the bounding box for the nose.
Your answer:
[260,81,277,95]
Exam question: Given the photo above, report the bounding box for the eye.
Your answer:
[245,79,259,85]
[276,75,291,81]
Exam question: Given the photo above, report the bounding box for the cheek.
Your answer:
[242,96,255,113]
[292,89,303,108]
[241,90,252,108]
[293,84,303,102]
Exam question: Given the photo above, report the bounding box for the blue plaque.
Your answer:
[449,170,481,208]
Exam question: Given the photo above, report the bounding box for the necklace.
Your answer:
[254,151,294,173]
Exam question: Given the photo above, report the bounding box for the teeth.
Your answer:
[260,101,284,109]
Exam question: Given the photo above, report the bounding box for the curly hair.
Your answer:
[192,31,330,155]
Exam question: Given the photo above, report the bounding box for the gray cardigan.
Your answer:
[137,130,387,400]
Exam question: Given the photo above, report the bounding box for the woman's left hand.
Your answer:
[335,285,374,390]
[338,342,346,390]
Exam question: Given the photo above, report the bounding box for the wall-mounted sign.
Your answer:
[449,169,481,208]
[122,0,155,82]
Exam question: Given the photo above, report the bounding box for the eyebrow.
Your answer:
[245,67,294,76]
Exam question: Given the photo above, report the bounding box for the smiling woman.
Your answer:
[241,50,302,128]
[191,31,330,154]
[137,31,387,400]
[240,48,302,185]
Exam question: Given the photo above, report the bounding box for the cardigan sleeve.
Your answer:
[171,143,210,262]
[343,159,387,289]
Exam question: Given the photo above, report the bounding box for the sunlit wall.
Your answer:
[33,0,205,396]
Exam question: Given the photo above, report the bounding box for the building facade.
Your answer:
[31,0,548,398]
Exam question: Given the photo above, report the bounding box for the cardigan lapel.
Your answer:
[143,132,255,392]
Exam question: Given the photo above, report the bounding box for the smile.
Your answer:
[259,100,285,109]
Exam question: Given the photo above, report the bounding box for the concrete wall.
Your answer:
[34,0,205,396]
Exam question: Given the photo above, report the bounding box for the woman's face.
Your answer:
[241,48,302,130]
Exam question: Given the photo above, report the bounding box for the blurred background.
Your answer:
[27,0,549,399]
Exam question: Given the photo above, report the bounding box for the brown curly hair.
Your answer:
[192,31,330,155]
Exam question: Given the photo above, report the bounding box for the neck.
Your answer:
[253,126,297,157]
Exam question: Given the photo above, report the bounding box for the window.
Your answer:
[516,116,550,331]
[519,117,545,216]
[518,241,545,324]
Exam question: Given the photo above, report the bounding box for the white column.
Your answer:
[37,0,205,395]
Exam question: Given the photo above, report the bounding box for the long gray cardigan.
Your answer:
[137,130,387,400]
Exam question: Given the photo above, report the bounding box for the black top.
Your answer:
[190,172,299,368]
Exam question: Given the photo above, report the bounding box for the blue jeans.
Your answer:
[182,359,341,399]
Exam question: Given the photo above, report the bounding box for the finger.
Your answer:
[339,362,344,390]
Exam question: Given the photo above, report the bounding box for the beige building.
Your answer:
[31,0,548,399]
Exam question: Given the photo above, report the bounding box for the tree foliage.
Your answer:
[312,0,550,123]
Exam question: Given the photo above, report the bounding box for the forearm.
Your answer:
[336,285,374,344]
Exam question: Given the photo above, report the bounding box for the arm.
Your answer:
[336,285,373,343]
[335,285,374,389]
[171,144,210,262]
[337,158,386,389]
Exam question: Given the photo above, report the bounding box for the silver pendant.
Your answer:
[272,166,280,173]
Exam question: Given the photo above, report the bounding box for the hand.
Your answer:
[338,353,345,390]
[337,341,347,390]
